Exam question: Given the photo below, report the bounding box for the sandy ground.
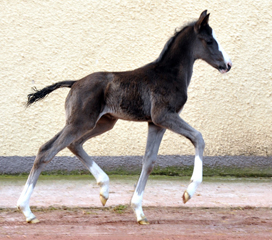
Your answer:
[0,175,271,239]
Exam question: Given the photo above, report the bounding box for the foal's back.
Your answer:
[66,62,187,124]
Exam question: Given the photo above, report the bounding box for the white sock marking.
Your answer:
[17,183,36,221]
[191,155,203,183]
[131,192,145,221]
[90,162,109,199]
[187,155,203,197]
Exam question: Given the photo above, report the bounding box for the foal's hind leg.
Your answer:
[68,115,117,206]
[17,124,87,223]
[131,122,165,224]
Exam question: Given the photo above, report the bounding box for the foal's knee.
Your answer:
[194,131,205,150]
[144,163,155,175]
[143,153,156,174]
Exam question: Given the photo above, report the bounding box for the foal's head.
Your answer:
[193,10,232,73]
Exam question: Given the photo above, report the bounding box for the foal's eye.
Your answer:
[206,40,213,45]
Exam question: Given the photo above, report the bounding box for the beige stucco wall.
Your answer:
[0,0,271,158]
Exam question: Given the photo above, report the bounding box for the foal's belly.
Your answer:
[107,107,152,122]
[104,100,152,122]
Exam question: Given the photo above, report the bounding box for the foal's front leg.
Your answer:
[153,112,205,203]
[131,123,165,224]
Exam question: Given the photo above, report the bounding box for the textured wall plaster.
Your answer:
[0,0,272,159]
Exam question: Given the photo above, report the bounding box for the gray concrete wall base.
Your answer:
[0,155,271,175]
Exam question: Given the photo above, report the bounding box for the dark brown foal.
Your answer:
[18,10,232,224]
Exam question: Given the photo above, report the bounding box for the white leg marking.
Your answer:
[90,162,109,201]
[212,29,232,70]
[186,155,203,197]
[131,192,145,222]
[17,183,37,222]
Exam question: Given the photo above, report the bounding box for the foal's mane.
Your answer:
[153,21,196,64]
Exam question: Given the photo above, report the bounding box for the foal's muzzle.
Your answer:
[219,61,232,74]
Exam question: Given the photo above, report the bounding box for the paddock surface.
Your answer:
[0,175,271,239]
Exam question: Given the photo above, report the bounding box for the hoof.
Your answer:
[138,218,149,225]
[27,217,40,224]
[100,195,108,206]
[182,190,191,204]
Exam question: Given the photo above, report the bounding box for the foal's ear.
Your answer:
[194,10,210,33]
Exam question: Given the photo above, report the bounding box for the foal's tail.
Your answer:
[27,80,76,107]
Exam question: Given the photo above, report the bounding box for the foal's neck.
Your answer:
[155,26,196,84]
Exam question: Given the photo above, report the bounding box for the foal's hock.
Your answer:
[18,10,232,225]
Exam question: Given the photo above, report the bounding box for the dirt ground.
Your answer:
[0,175,271,239]
[1,206,272,240]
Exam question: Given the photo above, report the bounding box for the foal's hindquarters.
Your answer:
[17,75,115,223]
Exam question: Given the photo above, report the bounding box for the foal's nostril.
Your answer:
[227,63,232,71]
[219,65,226,71]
